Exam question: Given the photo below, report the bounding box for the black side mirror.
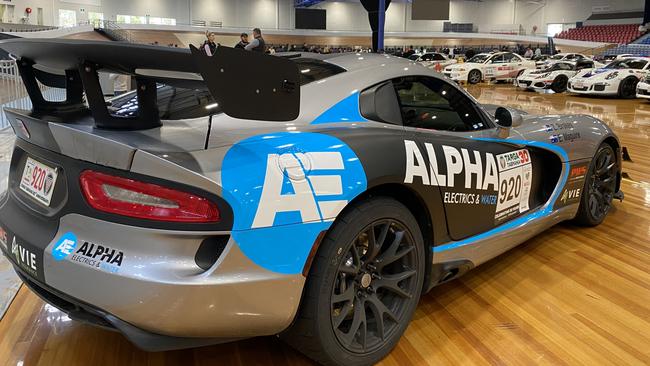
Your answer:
[495,107,523,128]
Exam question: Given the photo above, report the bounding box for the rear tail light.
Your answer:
[79,170,220,223]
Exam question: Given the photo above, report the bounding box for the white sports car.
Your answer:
[409,52,457,70]
[538,53,589,69]
[444,52,535,84]
[516,60,595,93]
[568,57,650,98]
[636,77,650,99]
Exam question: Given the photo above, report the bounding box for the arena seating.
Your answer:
[555,24,642,44]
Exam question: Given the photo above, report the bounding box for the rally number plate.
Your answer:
[19,157,58,206]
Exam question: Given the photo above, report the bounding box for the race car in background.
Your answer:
[0,39,623,366]
[538,53,588,68]
[568,57,650,98]
[516,59,596,93]
[636,75,650,99]
[409,52,457,70]
[444,52,536,84]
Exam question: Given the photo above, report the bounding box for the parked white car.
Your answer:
[568,57,650,98]
[538,53,590,69]
[516,60,595,93]
[636,77,650,99]
[444,52,535,84]
[409,52,457,70]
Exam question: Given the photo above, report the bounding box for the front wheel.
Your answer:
[573,143,618,226]
[282,197,425,366]
[551,75,568,93]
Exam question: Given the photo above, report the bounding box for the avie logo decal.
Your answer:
[222,132,367,274]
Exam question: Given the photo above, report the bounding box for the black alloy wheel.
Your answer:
[331,219,419,353]
[574,144,618,226]
[618,77,639,99]
[282,197,424,366]
[551,75,568,93]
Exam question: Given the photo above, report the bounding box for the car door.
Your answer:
[391,75,547,241]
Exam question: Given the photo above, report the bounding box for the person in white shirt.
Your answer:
[109,74,129,96]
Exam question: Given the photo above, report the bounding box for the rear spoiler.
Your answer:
[0,39,300,129]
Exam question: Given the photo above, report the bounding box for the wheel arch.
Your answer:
[601,135,622,194]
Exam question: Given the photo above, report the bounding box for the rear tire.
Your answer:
[468,69,482,84]
[573,144,617,226]
[282,197,425,366]
[618,77,639,99]
[551,75,568,93]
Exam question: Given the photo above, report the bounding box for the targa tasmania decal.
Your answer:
[222,132,367,274]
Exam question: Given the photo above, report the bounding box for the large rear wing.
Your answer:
[0,39,301,129]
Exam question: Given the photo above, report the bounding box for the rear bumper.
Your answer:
[15,266,239,351]
[1,214,305,342]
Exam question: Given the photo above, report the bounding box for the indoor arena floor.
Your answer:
[0,84,648,366]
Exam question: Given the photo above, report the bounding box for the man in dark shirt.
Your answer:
[245,28,266,52]
[235,33,249,49]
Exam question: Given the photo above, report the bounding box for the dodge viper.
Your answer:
[568,57,650,98]
[0,39,623,366]
[444,51,536,84]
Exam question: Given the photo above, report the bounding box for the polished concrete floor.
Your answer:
[0,84,649,365]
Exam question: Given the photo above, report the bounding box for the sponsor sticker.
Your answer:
[403,141,533,226]
[0,226,6,250]
[222,132,367,274]
[51,232,124,274]
[495,149,532,222]
[554,161,589,209]
[11,236,38,278]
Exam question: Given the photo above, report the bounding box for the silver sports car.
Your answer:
[0,39,622,366]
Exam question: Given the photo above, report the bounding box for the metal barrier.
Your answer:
[0,58,66,129]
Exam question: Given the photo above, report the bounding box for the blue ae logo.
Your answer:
[52,232,77,261]
[222,132,367,274]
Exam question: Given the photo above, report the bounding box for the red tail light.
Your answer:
[79,170,220,223]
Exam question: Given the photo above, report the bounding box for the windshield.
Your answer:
[408,54,420,60]
[550,54,565,60]
[606,59,647,70]
[545,62,574,72]
[468,54,490,63]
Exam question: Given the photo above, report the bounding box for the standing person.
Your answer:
[234,33,249,49]
[535,46,542,57]
[202,31,217,56]
[245,28,266,52]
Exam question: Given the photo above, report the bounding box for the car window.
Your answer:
[421,54,433,61]
[392,76,487,132]
[432,54,446,61]
[548,62,573,71]
[490,55,506,64]
[607,59,648,69]
[503,53,519,63]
